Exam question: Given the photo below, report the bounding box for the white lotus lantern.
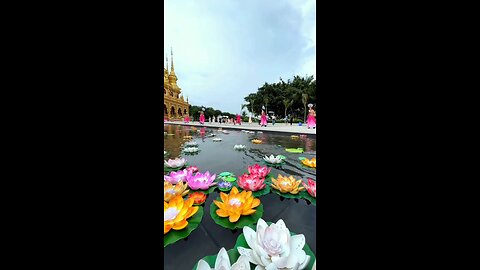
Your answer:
[164,158,187,168]
[263,155,284,164]
[237,218,310,270]
[196,247,250,270]
[234,145,246,150]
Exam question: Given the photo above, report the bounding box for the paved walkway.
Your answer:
[164,121,317,135]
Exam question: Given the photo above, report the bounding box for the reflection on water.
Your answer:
[163,124,317,270]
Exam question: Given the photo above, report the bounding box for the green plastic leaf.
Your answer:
[218,172,234,177]
[301,191,317,206]
[277,155,286,160]
[224,176,237,182]
[233,223,316,270]
[298,157,307,161]
[209,199,264,230]
[164,206,204,247]
[285,148,304,153]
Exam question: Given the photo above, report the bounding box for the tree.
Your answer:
[302,93,308,123]
[283,99,293,119]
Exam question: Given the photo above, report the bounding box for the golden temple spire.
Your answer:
[170,47,176,74]
[166,53,169,73]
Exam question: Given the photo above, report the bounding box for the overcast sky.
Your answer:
[164,0,316,114]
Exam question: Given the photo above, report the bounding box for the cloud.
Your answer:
[165,0,316,113]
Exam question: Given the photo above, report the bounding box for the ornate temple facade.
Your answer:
[164,49,189,120]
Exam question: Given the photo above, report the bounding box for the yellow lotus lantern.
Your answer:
[271,174,305,194]
[301,158,316,168]
[164,181,189,202]
[214,186,261,223]
[252,139,262,144]
[164,195,199,234]
[184,135,193,140]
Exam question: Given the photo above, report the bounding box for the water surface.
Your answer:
[164,124,317,270]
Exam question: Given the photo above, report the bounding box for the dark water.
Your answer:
[164,124,317,270]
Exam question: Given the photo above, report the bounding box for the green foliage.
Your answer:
[244,75,316,118]
[188,105,237,119]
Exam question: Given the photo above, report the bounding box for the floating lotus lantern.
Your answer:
[237,218,311,270]
[213,187,261,223]
[164,181,189,202]
[233,144,246,150]
[217,180,233,191]
[212,138,222,142]
[188,192,207,205]
[164,195,198,234]
[247,164,271,179]
[184,135,193,139]
[183,147,200,154]
[164,158,187,169]
[257,131,263,134]
[263,154,285,164]
[186,171,217,190]
[185,141,198,147]
[302,178,316,198]
[271,174,305,194]
[164,150,167,155]
[301,157,316,168]
[164,169,190,184]
[251,139,262,144]
[186,165,199,174]
[237,173,266,192]
[248,131,255,134]
[196,247,250,270]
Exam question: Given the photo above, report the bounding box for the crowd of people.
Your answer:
[177,107,316,129]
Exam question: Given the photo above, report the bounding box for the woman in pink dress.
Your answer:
[260,110,268,127]
[307,108,316,129]
[199,111,205,125]
[236,114,241,125]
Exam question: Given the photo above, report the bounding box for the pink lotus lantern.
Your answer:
[302,178,316,198]
[164,169,190,184]
[186,165,199,174]
[186,171,217,190]
[238,173,266,191]
[247,164,271,179]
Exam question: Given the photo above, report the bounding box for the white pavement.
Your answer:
[164,121,317,135]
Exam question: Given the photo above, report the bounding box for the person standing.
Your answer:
[236,114,241,125]
[272,114,276,126]
[260,110,268,127]
[307,106,316,129]
[199,111,205,125]
[289,114,294,126]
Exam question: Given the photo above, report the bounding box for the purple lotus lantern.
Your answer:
[186,171,217,190]
[164,169,190,184]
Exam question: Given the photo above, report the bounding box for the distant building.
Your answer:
[164,49,189,120]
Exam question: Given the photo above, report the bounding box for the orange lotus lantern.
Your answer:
[301,158,316,168]
[164,195,199,234]
[271,174,305,194]
[164,181,189,202]
[214,187,261,223]
[188,192,207,204]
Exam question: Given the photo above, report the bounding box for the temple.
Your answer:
[164,48,189,120]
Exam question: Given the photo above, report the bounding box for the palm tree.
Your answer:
[283,99,293,119]
[302,93,308,123]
